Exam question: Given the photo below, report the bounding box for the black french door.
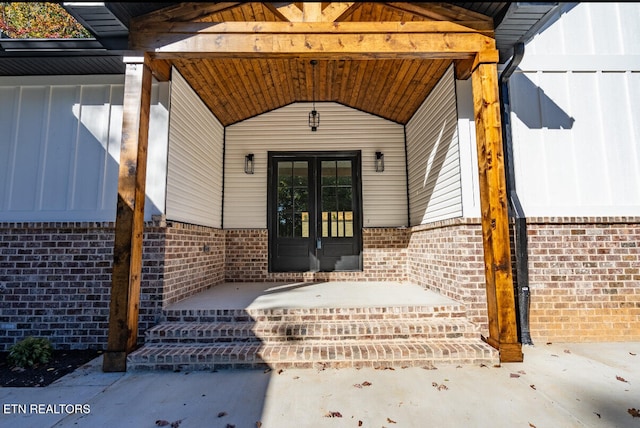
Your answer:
[268,152,362,272]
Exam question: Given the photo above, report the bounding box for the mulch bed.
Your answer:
[0,349,102,387]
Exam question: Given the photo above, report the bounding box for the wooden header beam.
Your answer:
[129,21,496,61]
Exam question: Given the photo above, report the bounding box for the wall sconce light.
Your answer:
[244,153,254,174]
[375,151,385,172]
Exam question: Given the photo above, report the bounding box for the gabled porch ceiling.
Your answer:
[129,2,498,126]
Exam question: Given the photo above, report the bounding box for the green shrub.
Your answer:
[8,337,53,368]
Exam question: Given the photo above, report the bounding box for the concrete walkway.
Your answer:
[1,342,639,428]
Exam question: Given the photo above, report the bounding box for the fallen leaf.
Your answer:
[594,412,601,419]
[437,384,448,391]
[630,352,637,356]
[530,384,536,390]
[218,412,227,418]
[155,421,170,427]
[546,342,552,345]
[401,366,408,369]
[256,423,262,428]
[358,421,363,427]
[293,376,300,380]
[387,417,397,424]
[432,382,438,387]
[354,383,363,389]
[324,411,343,418]
[278,369,284,374]
[225,424,235,428]
[551,354,559,358]
[510,373,520,378]
[518,370,526,375]
[629,408,640,418]
[362,381,372,387]
[564,349,571,354]
[616,375,629,383]
[529,423,537,428]
[171,421,183,428]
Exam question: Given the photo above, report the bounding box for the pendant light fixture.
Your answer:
[308,59,320,131]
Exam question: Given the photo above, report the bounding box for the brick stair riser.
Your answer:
[127,341,498,371]
[145,322,481,344]
[161,306,467,324]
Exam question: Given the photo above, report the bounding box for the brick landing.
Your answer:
[128,296,498,371]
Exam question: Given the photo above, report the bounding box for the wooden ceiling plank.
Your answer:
[231,58,264,117]
[353,59,380,111]
[367,60,400,114]
[179,59,240,125]
[202,59,249,124]
[378,59,420,113]
[133,2,240,26]
[427,2,494,22]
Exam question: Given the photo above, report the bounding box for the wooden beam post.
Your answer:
[103,58,152,372]
[471,59,523,363]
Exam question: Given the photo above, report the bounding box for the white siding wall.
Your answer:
[166,69,224,228]
[455,78,481,218]
[510,3,640,216]
[405,66,462,225]
[224,102,407,229]
[0,75,169,222]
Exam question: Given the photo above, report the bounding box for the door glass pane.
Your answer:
[277,161,309,238]
[321,160,354,238]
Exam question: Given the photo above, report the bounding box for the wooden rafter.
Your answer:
[265,2,356,22]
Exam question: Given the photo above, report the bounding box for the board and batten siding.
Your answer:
[405,65,462,225]
[0,75,169,222]
[166,68,224,228]
[224,102,407,229]
[510,2,640,217]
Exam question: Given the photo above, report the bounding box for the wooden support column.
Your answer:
[471,59,523,363]
[103,58,152,372]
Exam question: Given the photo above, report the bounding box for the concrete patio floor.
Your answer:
[1,342,638,428]
[165,281,459,310]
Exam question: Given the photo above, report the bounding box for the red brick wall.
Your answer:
[0,220,225,351]
[224,228,409,282]
[162,221,225,306]
[406,219,489,333]
[0,222,165,351]
[527,217,640,342]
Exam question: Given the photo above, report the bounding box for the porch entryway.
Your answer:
[127,282,498,371]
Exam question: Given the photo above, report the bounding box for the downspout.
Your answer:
[499,43,533,346]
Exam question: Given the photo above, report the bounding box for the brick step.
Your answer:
[145,319,482,344]
[127,339,499,371]
[162,304,467,323]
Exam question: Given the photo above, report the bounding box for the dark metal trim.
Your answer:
[499,42,533,346]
